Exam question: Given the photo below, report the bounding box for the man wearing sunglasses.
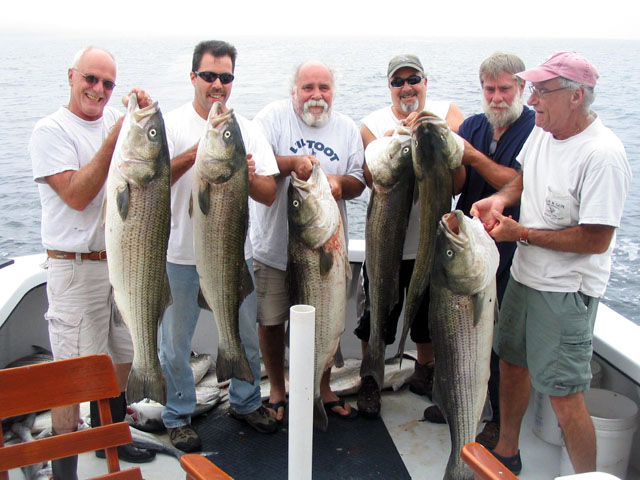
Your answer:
[251,61,365,422]
[354,54,463,419]
[158,40,279,453]
[422,52,536,449]
[29,46,156,478]
[472,51,631,475]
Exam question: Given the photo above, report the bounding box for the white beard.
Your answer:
[399,93,419,114]
[300,98,330,127]
[483,93,523,128]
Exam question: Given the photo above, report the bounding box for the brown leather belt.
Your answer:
[47,249,107,261]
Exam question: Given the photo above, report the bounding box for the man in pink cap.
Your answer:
[471,51,631,475]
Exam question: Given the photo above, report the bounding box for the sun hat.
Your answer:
[516,51,598,87]
[387,55,424,79]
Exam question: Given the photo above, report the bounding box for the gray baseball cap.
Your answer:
[387,54,424,78]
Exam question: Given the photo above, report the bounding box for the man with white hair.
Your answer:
[423,52,535,449]
[251,61,365,422]
[472,51,631,475]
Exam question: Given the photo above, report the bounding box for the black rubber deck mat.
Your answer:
[192,407,411,479]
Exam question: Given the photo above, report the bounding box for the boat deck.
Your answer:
[7,388,638,479]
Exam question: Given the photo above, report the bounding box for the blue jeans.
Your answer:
[160,260,262,428]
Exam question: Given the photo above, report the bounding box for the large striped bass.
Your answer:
[361,128,414,390]
[105,94,171,404]
[429,211,499,480]
[398,111,463,356]
[287,165,351,432]
[192,102,254,385]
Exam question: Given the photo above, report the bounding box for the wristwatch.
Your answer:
[518,227,530,246]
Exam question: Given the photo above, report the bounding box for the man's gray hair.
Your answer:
[71,46,116,69]
[559,77,596,111]
[289,61,336,94]
[479,52,526,87]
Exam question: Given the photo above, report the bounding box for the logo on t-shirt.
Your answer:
[289,138,340,162]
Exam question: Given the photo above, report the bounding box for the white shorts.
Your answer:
[45,258,134,363]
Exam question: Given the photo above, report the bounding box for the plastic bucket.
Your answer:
[559,388,639,478]
[533,358,603,446]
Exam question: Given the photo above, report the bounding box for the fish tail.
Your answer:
[313,396,328,432]
[215,349,254,384]
[126,363,167,405]
[360,343,385,390]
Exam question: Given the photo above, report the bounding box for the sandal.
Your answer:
[489,449,522,475]
[324,398,358,420]
[263,400,288,424]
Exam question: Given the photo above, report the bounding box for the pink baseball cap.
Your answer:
[517,51,599,87]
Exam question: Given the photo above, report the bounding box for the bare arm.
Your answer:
[462,138,519,191]
[247,153,276,206]
[45,116,123,211]
[275,155,318,180]
[326,174,366,202]
[170,143,198,186]
[445,104,464,133]
[470,171,523,231]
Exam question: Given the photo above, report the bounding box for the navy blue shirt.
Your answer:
[456,106,535,300]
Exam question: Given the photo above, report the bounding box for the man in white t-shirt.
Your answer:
[472,52,631,475]
[159,40,279,452]
[29,46,155,478]
[355,54,464,418]
[252,61,365,421]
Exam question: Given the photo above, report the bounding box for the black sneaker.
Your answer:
[408,361,434,399]
[167,424,202,453]
[95,442,156,463]
[422,405,446,424]
[229,405,278,433]
[357,375,381,418]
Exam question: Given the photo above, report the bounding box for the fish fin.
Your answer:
[108,289,126,327]
[197,288,211,311]
[481,391,493,423]
[313,396,329,432]
[188,192,193,218]
[319,248,334,277]
[240,261,255,300]
[360,340,385,390]
[163,272,173,313]
[197,179,210,215]
[215,348,254,384]
[126,363,167,405]
[116,182,130,221]
[334,343,344,369]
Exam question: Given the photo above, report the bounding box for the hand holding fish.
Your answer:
[121,88,153,109]
[470,195,506,232]
[485,209,524,243]
[293,155,319,180]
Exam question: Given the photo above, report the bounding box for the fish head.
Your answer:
[434,210,499,295]
[288,164,340,249]
[411,111,463,178]
[195,101,247,184]
[366,129,413,188]
[115,93,168,186]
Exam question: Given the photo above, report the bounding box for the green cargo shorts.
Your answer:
[495,279,599,396]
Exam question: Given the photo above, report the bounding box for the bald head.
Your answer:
[291,61,334,127]
[67,46,117,121]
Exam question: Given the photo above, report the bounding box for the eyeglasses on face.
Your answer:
[390,74,423,89]
[73,69,116,91]
[194,71,235,84]
[528,84,569,98]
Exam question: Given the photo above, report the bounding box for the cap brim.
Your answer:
[516,67,559,83]
[388,63,423,78]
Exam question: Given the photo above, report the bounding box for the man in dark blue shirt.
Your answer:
[424,53,535,449]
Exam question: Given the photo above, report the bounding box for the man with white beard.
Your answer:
[251,61,365,422]
[423,52,535,450]
[355,54,463,419]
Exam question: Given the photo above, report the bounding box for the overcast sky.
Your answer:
[2,0,638,39]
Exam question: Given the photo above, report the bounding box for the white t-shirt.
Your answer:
[30,106,122,252]
[511,116,631,298]
[165,102,279,265]
[251,99,365,271]
[361,101,451,259]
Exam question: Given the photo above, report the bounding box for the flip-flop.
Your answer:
[264,400,288,424]
[324,398,358,420]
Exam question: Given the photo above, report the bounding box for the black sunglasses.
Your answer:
[194,71,235,84]
[73,69,116,91]
[389,74,423,89]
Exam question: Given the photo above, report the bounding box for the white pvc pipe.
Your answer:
[288,304,315,480]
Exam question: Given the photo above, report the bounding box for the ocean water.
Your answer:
[0,34,638,324]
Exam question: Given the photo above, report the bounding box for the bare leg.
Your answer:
[416,342,434,364]
[550,392,596,473]
[493,359,530,458]
[259,323,287,421]
[51,404,80,435]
